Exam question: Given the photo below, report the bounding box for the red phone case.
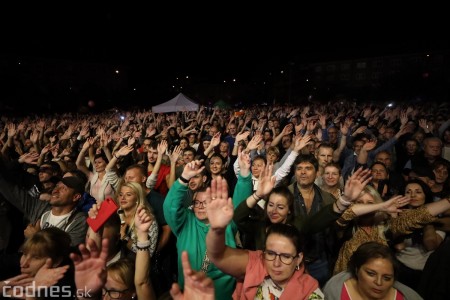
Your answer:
[87,198,119,233]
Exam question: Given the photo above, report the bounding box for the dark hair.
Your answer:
[293,154,318,172]
[264,186,295,224]
[265,223,304,254]
[210,153,226,165]
[64,169,88,186]
[149,140,159,150]
[94,153,108,163]
[125,164,147,177]
[370,161,388,173]
[183,147,196,156]
[42,161,62,177]
[348,241,398,280]
[253,155,267,166]
[324,162,341,174]
[405,179,434,204]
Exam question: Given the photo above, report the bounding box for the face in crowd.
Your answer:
[322,165,340,188]
[262,225,303,289]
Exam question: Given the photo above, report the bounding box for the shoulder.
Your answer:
[393,281,423,300]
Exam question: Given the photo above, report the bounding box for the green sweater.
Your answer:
[164,176,249,300]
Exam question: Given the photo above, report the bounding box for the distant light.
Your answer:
[115,70,119,74]
[306,79,309,82]
[426,54,430,57]
[176,77,179,80]
[280,70,284,74]
[172,85,175,88]
[69,87,72,90]
[180,86,183,89]
[186,76,189,79]
[224,80,226,83]
[18,62,21,65]
[133,88,136,91]
[233,79,236,82]
[263,82,266,85]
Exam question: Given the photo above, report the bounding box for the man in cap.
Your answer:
[0,172,88,246]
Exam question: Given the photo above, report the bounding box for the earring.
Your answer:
[295,265,300,271]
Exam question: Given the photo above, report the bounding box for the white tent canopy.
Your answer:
[152,93,199,113]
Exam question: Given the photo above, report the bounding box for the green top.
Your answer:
[163,174,250,300]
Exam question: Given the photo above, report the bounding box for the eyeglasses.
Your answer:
[263,250,297,265]
[193,200,207,208]
[102,288,129,299]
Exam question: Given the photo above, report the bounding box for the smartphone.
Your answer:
[87,198,119,233]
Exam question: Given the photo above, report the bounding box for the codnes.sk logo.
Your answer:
[2,280,92,298]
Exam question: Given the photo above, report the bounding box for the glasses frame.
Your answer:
[263,250,297,265]
[193,200,207,208]
[102,288,130,299]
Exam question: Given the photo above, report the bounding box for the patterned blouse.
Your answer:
[333,205,436,274]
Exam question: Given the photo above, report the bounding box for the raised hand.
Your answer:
[181,160,205,181]
[18,152,39,164]
[134,206,153,235]
[33,258,70,289]
[70,239,109,298]
[0,274,33,297]
[380,195,410,214]
[169,145,183,164]
[237,147,251,176]
[206,176,233,230]
[362,139,377,152]
[256,163,276,198]
[342,167,372,202]
[235,131,250,142]
[210,132,221,148]
[246,134,262,151]
[293,134,312,153]
[157,140,168,157]
[281,124,293,136]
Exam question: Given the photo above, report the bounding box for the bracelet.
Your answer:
[334,201,345,213]
[136,239,151,248]
[252,193,261,201]
[179,175,190,184]
[135,241,151,251]
[338,193,352,207]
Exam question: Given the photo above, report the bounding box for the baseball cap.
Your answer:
[60,176,86,194]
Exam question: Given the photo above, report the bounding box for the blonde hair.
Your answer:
[117,181,154,239]
[107,259,135,292]
[358,185,389,225]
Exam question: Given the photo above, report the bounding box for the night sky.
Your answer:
[1,6,448,111]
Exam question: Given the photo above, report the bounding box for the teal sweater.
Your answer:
[164,176,250,300]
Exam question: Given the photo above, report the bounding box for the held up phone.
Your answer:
[87,198,119,233]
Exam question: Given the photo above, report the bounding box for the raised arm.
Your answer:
[145,140,167,189]
[70,239,109,300]
[133,206,156,300]
[206,176,248,280]
[167,145,183,188]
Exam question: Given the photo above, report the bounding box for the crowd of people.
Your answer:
[0,100,449,299]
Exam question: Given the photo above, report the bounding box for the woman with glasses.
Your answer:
[205,177,324,299]
[163,159,250,300]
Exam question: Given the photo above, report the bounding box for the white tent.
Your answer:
[152,93,199,113]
